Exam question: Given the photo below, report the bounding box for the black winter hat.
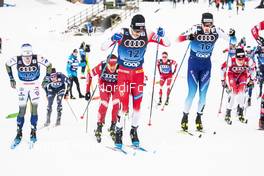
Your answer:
[130,14,145,30]
[201,12,213,24]
[235,47,245,58]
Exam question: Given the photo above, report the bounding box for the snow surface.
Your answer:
[0,0,264,176]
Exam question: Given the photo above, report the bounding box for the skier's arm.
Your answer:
[37,55,52,76]
[176,25,197,42]
[251,21,264,45]
[86,63,101,92]
[101,29,123,51]
[147,27,171,47]
[5,57,17,80]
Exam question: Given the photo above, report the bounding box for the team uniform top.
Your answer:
[6,54,51,83]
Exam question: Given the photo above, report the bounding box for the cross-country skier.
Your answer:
[5,43,52,148]
[101,14,170,148]
[85,54,119,143]
[251,21,264,129]
[66,49,85,99]
[177,12,237,131]
[221,47,255,124]
[42,68,71,127]
[157,51,177,106]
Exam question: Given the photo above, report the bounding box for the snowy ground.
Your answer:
[0,0,264,176]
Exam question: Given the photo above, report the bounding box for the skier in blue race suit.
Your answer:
[177,12,237,131]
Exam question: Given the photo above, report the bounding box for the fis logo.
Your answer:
[124,39,145,48]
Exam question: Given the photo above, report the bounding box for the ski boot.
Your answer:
[237,106,248,123]
[11,129,22,149]
[79,94,85,98]
[181,112,188,131]
[157,97,162,106]
[130,126,140,147]
[195,113,203,131]
[94,122,103,143]
[55,111,62,126]
[225,109,232,125]
[30,128,37,143]
[165,97,169,106]
[259,118,264,130]
[108,122,116,141]
[115,127,123,149]
[44,110,51,127]
[70,95,76,99]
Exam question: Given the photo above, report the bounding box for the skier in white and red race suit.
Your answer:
[220,47,255,124]
[85,54,119,143]
[101,14,170,148]
[157,51,177,106]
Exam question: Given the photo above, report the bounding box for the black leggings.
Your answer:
[69,76,82,96]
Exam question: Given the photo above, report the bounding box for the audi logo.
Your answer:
[160,65,170,69]
[124,39,145,48]
[197,34,216,42]
[18,66,38,72]
[231,66,246,73]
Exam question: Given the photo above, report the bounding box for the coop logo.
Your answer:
[196,52,210,58]
[18,66,38,72]
[124,39,145,48]
[197,34,215,42]
[123,61,140,67]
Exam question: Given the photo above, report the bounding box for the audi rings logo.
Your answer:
[197,34,216,42]
[231,66,246,73]
[18,66,38,72]
[124,39,145,48]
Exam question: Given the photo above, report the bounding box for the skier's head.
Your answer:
[21,43,33,57]
[50,68,57,81]
[130,14,145,36]
[235,47,246,66]
[72,49,78,56]
[162,51,168,61]
[201,12,213,33]
[107,54,118,73]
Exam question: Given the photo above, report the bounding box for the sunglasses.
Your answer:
[162,55,168,58]
[203,23,213,28]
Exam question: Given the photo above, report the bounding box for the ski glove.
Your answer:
[42,76,50,89]
[10,79,16,89]
[229,28,235,37]
[247,79,254,88]
[257,36,264,46]
[157,27,165,37]
[64,92,69,100]
[187,34,195,40]
[111,33,123,42]
[85,92,91,101]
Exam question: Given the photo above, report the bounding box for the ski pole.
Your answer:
[148,37,160,126]
[65,99,78,121]
[161,42,190,111]
[218,39,232,115]
[83,42,117,133]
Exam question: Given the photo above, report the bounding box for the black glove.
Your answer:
[221,80,227,88]
[64,92,69,100]
[187,34,195,40]
[85,92,91,101]
[10,79,16,89]
[257,36,264,46]
[229,28,235,36]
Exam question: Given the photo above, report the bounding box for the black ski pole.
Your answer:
[148,37,160,126]
[161,42,190,111]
